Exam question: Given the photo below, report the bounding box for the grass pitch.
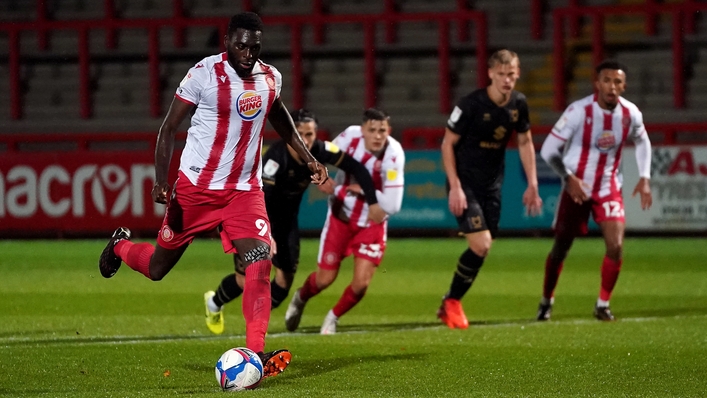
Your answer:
[1,237,706,397]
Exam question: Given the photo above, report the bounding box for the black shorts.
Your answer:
[270,220,300,274]
[454,187,501,238]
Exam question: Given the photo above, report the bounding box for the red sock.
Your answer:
[298,272,321,302]
[115,240,154,279]
[599,256,622,301]
[332,285,365,318]
[243,260,271,353]
[542,254,564,300]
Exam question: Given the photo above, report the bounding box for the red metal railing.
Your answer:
[3,5,487,121]
[531,0,698,40]
[401,123,707,150]
[3,124,705,154]
[552,2,707,111]
[0,130,330,152]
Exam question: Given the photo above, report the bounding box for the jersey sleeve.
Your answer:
[376,144,405,216]
[629,107,648,140]
[261,144,285,188]
[446,97,474,136]
[515,94,531,134]
[175,61,208,106]
[314,140,346,167]
[550,103,583,141]
[271,67,283,99]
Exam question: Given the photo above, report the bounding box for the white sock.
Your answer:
[596,299,610,308]
[540,297,554,306]
[207,297,221,313]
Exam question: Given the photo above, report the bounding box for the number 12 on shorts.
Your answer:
[602,201,624,218]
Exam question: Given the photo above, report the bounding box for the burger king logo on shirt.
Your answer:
[595,131,616,152]
[236,91,263,120]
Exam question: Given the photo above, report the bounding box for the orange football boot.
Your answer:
[437,298,469,329]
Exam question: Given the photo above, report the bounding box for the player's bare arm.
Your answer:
[441,128,466,216]
[268,98,328,185]
[565,175,589,204]
[152,98,194,204]
[632,127,653,210]
[540,132,589,204]
[517,131,543,216]
[632,177,652,210]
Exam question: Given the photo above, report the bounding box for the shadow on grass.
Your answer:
[257,351,430,389]
[292,320,443,335]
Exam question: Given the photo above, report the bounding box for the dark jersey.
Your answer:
[261,139,377,272]
[262,139,377,224]
[262,139,345,224]
[446,88,530,190]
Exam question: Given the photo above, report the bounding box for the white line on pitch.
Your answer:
[1,313,706,347]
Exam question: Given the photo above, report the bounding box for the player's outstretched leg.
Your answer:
[259,349,292,378]
[204,291,224,334]
[284,289,306,332]
[98,227,132,278]
[437,296,469,329]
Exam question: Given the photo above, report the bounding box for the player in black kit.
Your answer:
[437,49,543,329]
[203,109,385,334]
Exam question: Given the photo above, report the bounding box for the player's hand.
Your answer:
[367,203,387,224]
[346,184,363,196]
[151,182,171,204]
[448,186,467,217]
[316,178,336,195]
[307,161,329,185]
[565,175,589,204]
[269,235,278,257]
[632,177,652,210]
[522,185,543,217]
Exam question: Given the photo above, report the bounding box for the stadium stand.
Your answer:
[1,0,706,141]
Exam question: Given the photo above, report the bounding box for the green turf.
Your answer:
[1,237,706,397]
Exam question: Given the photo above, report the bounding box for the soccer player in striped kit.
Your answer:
[97,12,328,377]
[284,108,406,335]
[537,60,653,321]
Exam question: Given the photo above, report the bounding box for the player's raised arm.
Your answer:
[331,152,378,206]
[153,98,194,204]
[268,98,328,184]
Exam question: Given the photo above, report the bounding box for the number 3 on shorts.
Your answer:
[602,201,624,218]
[255,219,268,237]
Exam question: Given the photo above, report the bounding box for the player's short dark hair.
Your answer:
[362,108,389,123]
[227,12,264,36]
[488,49,519,68]
[596,60,628,76]
[291,108,318,125]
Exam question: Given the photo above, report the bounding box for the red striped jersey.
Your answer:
[174,53,281,190]
[551,94,647,198]
[329,126,405,227]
